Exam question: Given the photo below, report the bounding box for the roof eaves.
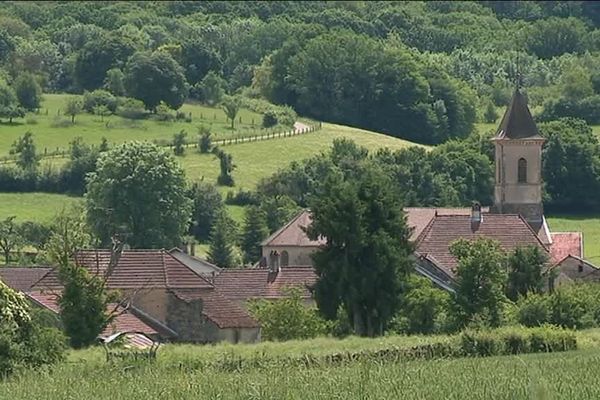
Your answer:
[260,209,308,246]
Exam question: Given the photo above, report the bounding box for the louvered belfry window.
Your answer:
[518,158,527,183]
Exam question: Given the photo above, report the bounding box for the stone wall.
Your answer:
[262,245,318,266]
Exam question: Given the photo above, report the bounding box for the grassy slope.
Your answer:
[3,330,600,399]
[0,193,81,223]
[0,94,264,157]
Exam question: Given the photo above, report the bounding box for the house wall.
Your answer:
[554,258,600,282]
[125,288,170,324]
[165,292,259,343]
[262,245,318,266]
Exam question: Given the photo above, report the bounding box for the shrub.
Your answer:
[225,189,259,206]
[517,293,550,327]
[117,98,146,120]
[197,125,212,153]
[82,90,118,114]
[248,287,331,341]
[172,129,187,156]
[176,111,187,121]
[153,102,175,122]
[262,109,278,128]
[549,288,588,329]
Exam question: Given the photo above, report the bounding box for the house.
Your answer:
[260,88,596,291]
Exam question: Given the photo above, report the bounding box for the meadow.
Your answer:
[0,93,266,158]
[2,330,600,399]
[547,214,600,264]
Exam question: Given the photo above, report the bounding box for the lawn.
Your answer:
[547,214,600,264]
[0,93,265,158]
[0,193,81,223]
[3,331,600,399]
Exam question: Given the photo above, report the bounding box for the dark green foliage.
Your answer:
[524,17,587,59]
[124,51,188,111]
[0,216,23,264]
[241,206,269,264]
[262,109,277,128]
[180,39,222,86]
[14,72,42,111]
[11,131,38,172]
[248,287,330,341]
[82,89,117,114]
[85,141,192,248]
[484,101,498,123]
[259,195,299,233]
[188,181,224,242]
[65,97,82,123]
[207,211,237,268]
[60,136,101,195]
[197,125,212,153]
[19,221,51,252]
[215,148,235,186]
[57,263,118,348]
[308,159,414,336]
[172,129,187,156]
[194,71,225,105]
[506,246,547,301]
[450,238,508,328]
[104,68,125,96]
[221,95,241,130]
[517,293,550,327]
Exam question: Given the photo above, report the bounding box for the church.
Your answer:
[261,89,599,291]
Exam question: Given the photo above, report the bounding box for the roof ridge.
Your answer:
[414,213,437,246]
[164,251,215,289]
[260,209,309,246]
[515,214,550,252]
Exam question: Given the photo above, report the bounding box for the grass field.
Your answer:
[0,94,266,157]
[0,193,81,223]
[547,214,600,264]
[2,331,600,399]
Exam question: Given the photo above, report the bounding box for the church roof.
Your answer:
[494,89,544,140]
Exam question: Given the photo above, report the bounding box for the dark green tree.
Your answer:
[14,72,42,111]
[393,275,449,334]
[0,216,23,264]
[260,195,300,233]
[215,148,235,186]
[197,125,212,153]
[188,181,224,241]
[207,211,236,268]
[484,100,499,123]
[449,238,508,328]
[172,129,187,156]
[307,162,414,336]
[506,245,548,301]
[85,141,192,248]
[10,131,38,171]
[65,96,82,124]
[241,206,269,264]
[104,67,125,96]
[0,79,22,123]
[221,95,241,130]
[124,50,188,111]
[195,70,225,105]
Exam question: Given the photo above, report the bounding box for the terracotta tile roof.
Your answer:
[214,266,317,303]
[26,291,159,336]
[550,232,583,262]
[415,214,548,277]
[405,207,490,240]
[32,250,213,291]
[172,288,259,328]
[261,210,325,247]
[0,267,50,291]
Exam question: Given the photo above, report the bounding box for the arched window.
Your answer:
[518,158,527,183]
[281,250,289,267]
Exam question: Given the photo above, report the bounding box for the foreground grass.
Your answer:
[2,331,600,399]
[0,94,264,157]
[547,214,600,264]
[0,193,81,223]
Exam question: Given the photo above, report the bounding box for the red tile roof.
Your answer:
[172,288,259,328]
[261,210,325,247]
[33,250,213,291]
[550,232,583,262]
[405,207,490,240]
[0,267,50,291]
[26,291,159,336]
[214,266,317,303]
[416,214,548,277]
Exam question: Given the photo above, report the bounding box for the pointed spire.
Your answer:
[494,89,542,140]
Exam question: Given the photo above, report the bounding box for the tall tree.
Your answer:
[216,148,235,186]
[241,206,269,264]
[188,181,223,242]
[124,50,188,111]
[0,79,23,123]
[85,141,192,248]
[14,72,42,110]
[65,96,82,124]
[0,216,23,264]
[10,131,38,171]
[307,162,414,336]
[449,238,508,328]
[207,212,236,268]
[506,246,548,301]
[196,71,225,105]
[221,95,241,130]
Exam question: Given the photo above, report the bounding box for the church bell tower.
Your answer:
[490,89,545,226]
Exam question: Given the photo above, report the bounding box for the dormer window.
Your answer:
[518,158,527,183]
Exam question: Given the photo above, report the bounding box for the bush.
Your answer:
[248,287,331,341]
[197,125,212,153]
[517,293,550,327]
[540,95,600,125]
[82,90,118,114]
[225,189,259,206]
[117,98,146,120]
[153,102,175,122]
[262,109,278,128]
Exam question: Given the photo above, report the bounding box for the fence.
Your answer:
[0,122,322,165]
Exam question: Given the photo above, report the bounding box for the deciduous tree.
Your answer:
[0,216,23,264]
[241,206,269,264]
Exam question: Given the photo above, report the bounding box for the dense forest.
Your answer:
[0,1,599,144]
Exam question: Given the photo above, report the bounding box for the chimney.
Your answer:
[471,202,482,229]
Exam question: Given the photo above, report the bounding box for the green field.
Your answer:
[0,193,81,223]
[2,331,600,399]
[547,214,600,264]
[0,94,266,157]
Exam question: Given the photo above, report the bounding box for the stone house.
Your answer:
[259,89,597,291]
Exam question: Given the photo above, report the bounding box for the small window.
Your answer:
[518,158,527,183]
[281,250,289,267]
[579,264,584,273]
